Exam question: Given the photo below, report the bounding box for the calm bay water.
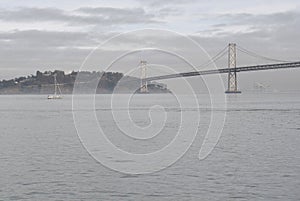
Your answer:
[0,93,299,200]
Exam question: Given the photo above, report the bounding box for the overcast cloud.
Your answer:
[0,7,159,26]
[0,0,299,91]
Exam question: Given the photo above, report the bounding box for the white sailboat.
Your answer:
[47,75,62,99]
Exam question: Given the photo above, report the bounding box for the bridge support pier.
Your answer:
[140,60,149,93]
[225,43,241,94]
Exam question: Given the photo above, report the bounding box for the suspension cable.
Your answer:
[236,45,292,63]
[195,45,228,69]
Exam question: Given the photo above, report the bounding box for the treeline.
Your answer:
[0,70,169,94]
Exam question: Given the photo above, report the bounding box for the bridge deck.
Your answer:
[145,61,300,81]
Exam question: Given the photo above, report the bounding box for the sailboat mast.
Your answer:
[54,75,57,95]
[47,73,62,99]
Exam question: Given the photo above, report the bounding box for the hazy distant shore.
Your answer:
[0,70,171,94]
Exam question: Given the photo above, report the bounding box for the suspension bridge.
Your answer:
[139,43,300,93]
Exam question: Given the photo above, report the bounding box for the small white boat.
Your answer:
[47,75,62,99]
[47,95,62,99]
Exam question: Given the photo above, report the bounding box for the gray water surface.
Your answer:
[0,93,299,200]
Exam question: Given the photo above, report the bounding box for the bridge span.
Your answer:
[139,43,300,94]
[145,61,300,81]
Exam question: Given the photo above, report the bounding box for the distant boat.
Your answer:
[47,75,62,99]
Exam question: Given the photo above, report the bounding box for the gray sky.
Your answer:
[1,0,300,91]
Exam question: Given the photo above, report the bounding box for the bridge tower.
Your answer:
[140,60,149,93]
[225,43,241,94]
